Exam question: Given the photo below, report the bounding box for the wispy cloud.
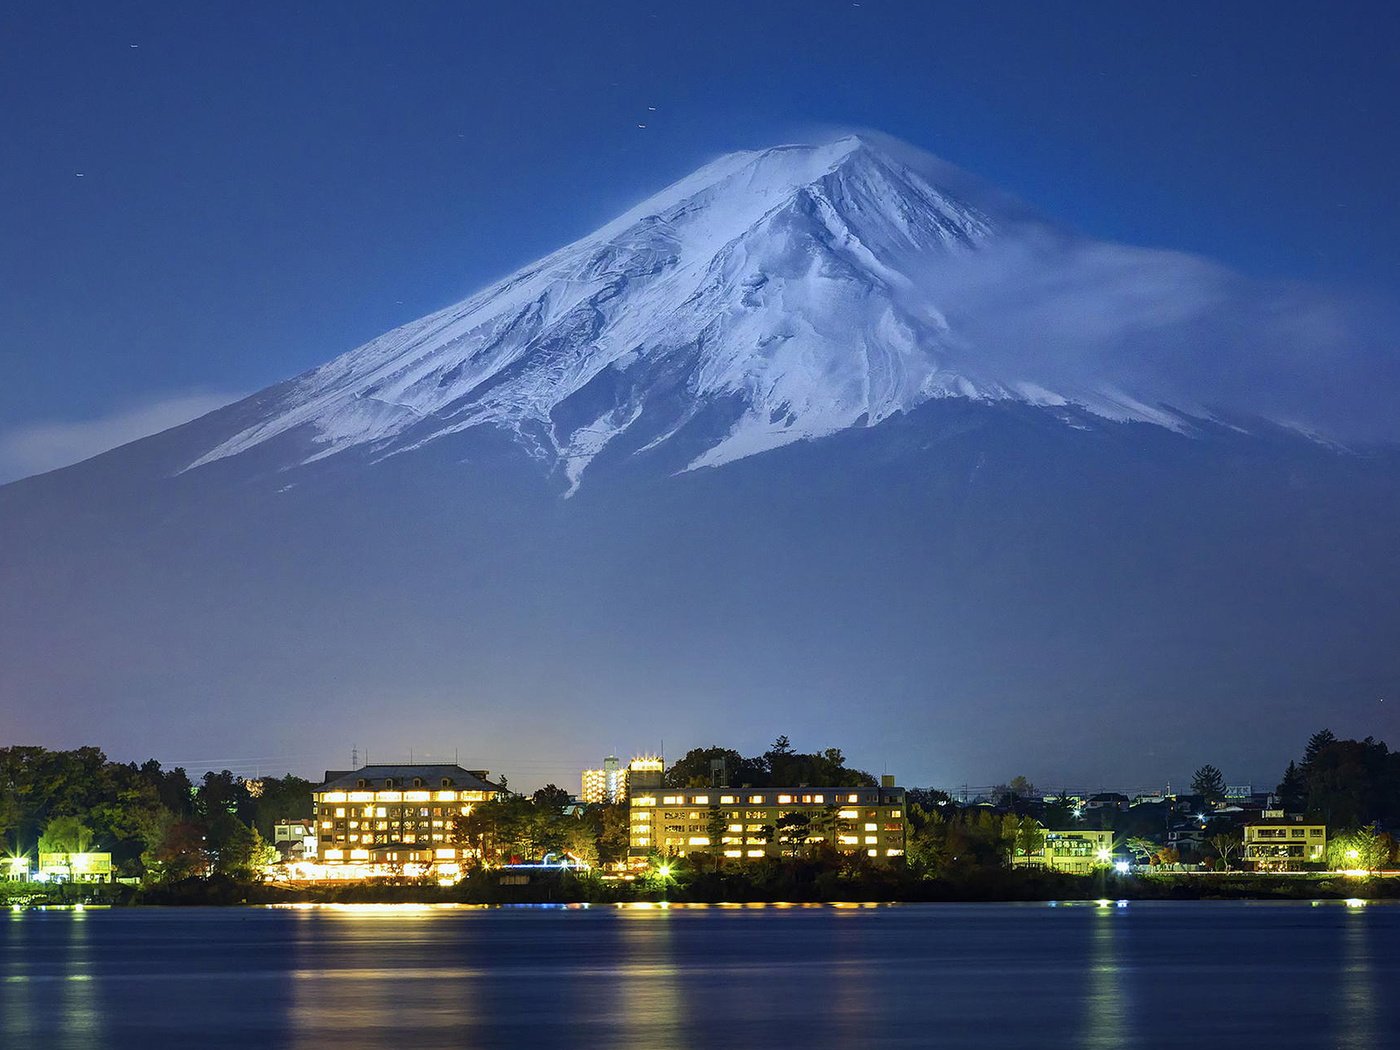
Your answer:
[0,390,240,484]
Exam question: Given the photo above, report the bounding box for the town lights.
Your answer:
[1113,860,1130,874]
[656,863,672,879]
[1096,848,1112,863]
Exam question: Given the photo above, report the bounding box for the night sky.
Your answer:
[3,1,1399,479]
[3,3,1400,789]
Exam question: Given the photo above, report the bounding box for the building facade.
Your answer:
[312,764,501,878]
[581,756,625,804]
[1013,829,1115,874]
[629,776,907,863]
[1243,812,1326,871]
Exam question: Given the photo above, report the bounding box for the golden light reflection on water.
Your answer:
[1083,903,1126,1049]
[613,905,687,1048]
[1338,906,1377,1049]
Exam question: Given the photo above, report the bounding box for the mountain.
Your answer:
[3,135,1398,787]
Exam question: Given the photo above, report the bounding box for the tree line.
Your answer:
[0,746,311,881]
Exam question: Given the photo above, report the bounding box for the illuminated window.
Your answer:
[635,796,657,807]
[847,794,859,803]
[749,795,764,804]
[323,792,347,803]
[692,795,709,805]
[777,795,793,804]
[688,812,701,820]
[728,824,742,832]
[886,849,904,857]
[724,849,742,857]
[864,836,878,844]
[747,849,766,857]
[720,795,737,804]
[633,812,652,823]
[688,836,710,846]
[864,823,877,831]
[839,835,859,845]
[813,795,824,803]
[663,795,683,805]
[375,807,387,818]
[838,810,858,819]
[868,849,878,857]
[334,808,345,818]
[890,809,902,818]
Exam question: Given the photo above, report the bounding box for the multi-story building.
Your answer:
[581,756,625,804]
[1243,811,1326,871]
[312,764,501,877]
[273,819,317,859]
[629,775,907,863]
[1013,828,1115,874]
[582,755,666,805]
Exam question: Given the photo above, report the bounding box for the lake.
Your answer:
[2,901,1394,1048]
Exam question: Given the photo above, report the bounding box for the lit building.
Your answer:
[629,775,907,863]
[311,764,501,878]
[1243,811,1326,871]
[273,819,317,859]
[581,756,626,804]
[37,852,113,883]
[581,755,664,805]
[1013,829,1115,874]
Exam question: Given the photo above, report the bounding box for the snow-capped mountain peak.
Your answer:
[185,135,1186,488]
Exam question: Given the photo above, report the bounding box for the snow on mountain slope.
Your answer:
[185,135,1202,488]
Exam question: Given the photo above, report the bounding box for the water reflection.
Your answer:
[1084,904,1126,1049]
[288,905,482,1049]
[614,908,687,1049]
[1337,905,1376,1049]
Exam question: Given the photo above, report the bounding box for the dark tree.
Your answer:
[1191,764,1227,805]
[1275,761,1307,813]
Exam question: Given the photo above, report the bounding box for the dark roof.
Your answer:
[318,764,501,792]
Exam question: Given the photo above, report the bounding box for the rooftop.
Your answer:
[318,764,501,793]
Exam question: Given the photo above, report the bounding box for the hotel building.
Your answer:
[581,755,664,805]
[629,775,907,863]
[312,764,501,877]
[1012,828,1116,874]
[1243,812,1326,871]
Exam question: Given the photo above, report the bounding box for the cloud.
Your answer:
[0,390,240,483]
[907,229,1400,442]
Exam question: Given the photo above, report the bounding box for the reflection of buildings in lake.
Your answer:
[288,906,484,1049]
[61,907,100,1043]
[1338,906,1376,1050]
[1083,904,1127,1050]
[614,908,686,1049]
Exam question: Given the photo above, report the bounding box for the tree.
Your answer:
[1008,776,1038,799]
[1191,765,1227,806]
[1304,729,1337,768]
[776,811,812,856]
[38,815,95,854]
[1124,837,1158,865]
[1275,761,1306,813]
[1208,832,1240,870]
[531,784,572,812]
[1328,826,1393,872]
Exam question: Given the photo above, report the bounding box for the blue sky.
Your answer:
[2,1,1398,479]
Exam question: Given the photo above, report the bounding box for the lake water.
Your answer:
[2,901,1394,1048]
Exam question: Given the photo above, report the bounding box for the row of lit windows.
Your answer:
[641,792,872,807]
[323,846,464,862]
[322,805,471,819]
[318,790,490,804]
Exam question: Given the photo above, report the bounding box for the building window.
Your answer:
[749,795,764,804]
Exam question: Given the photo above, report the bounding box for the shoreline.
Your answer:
[9,870,1400,908]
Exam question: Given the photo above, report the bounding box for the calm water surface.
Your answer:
[1,901,1394,1048]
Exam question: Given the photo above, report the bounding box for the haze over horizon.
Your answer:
[3,3,1400,793]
